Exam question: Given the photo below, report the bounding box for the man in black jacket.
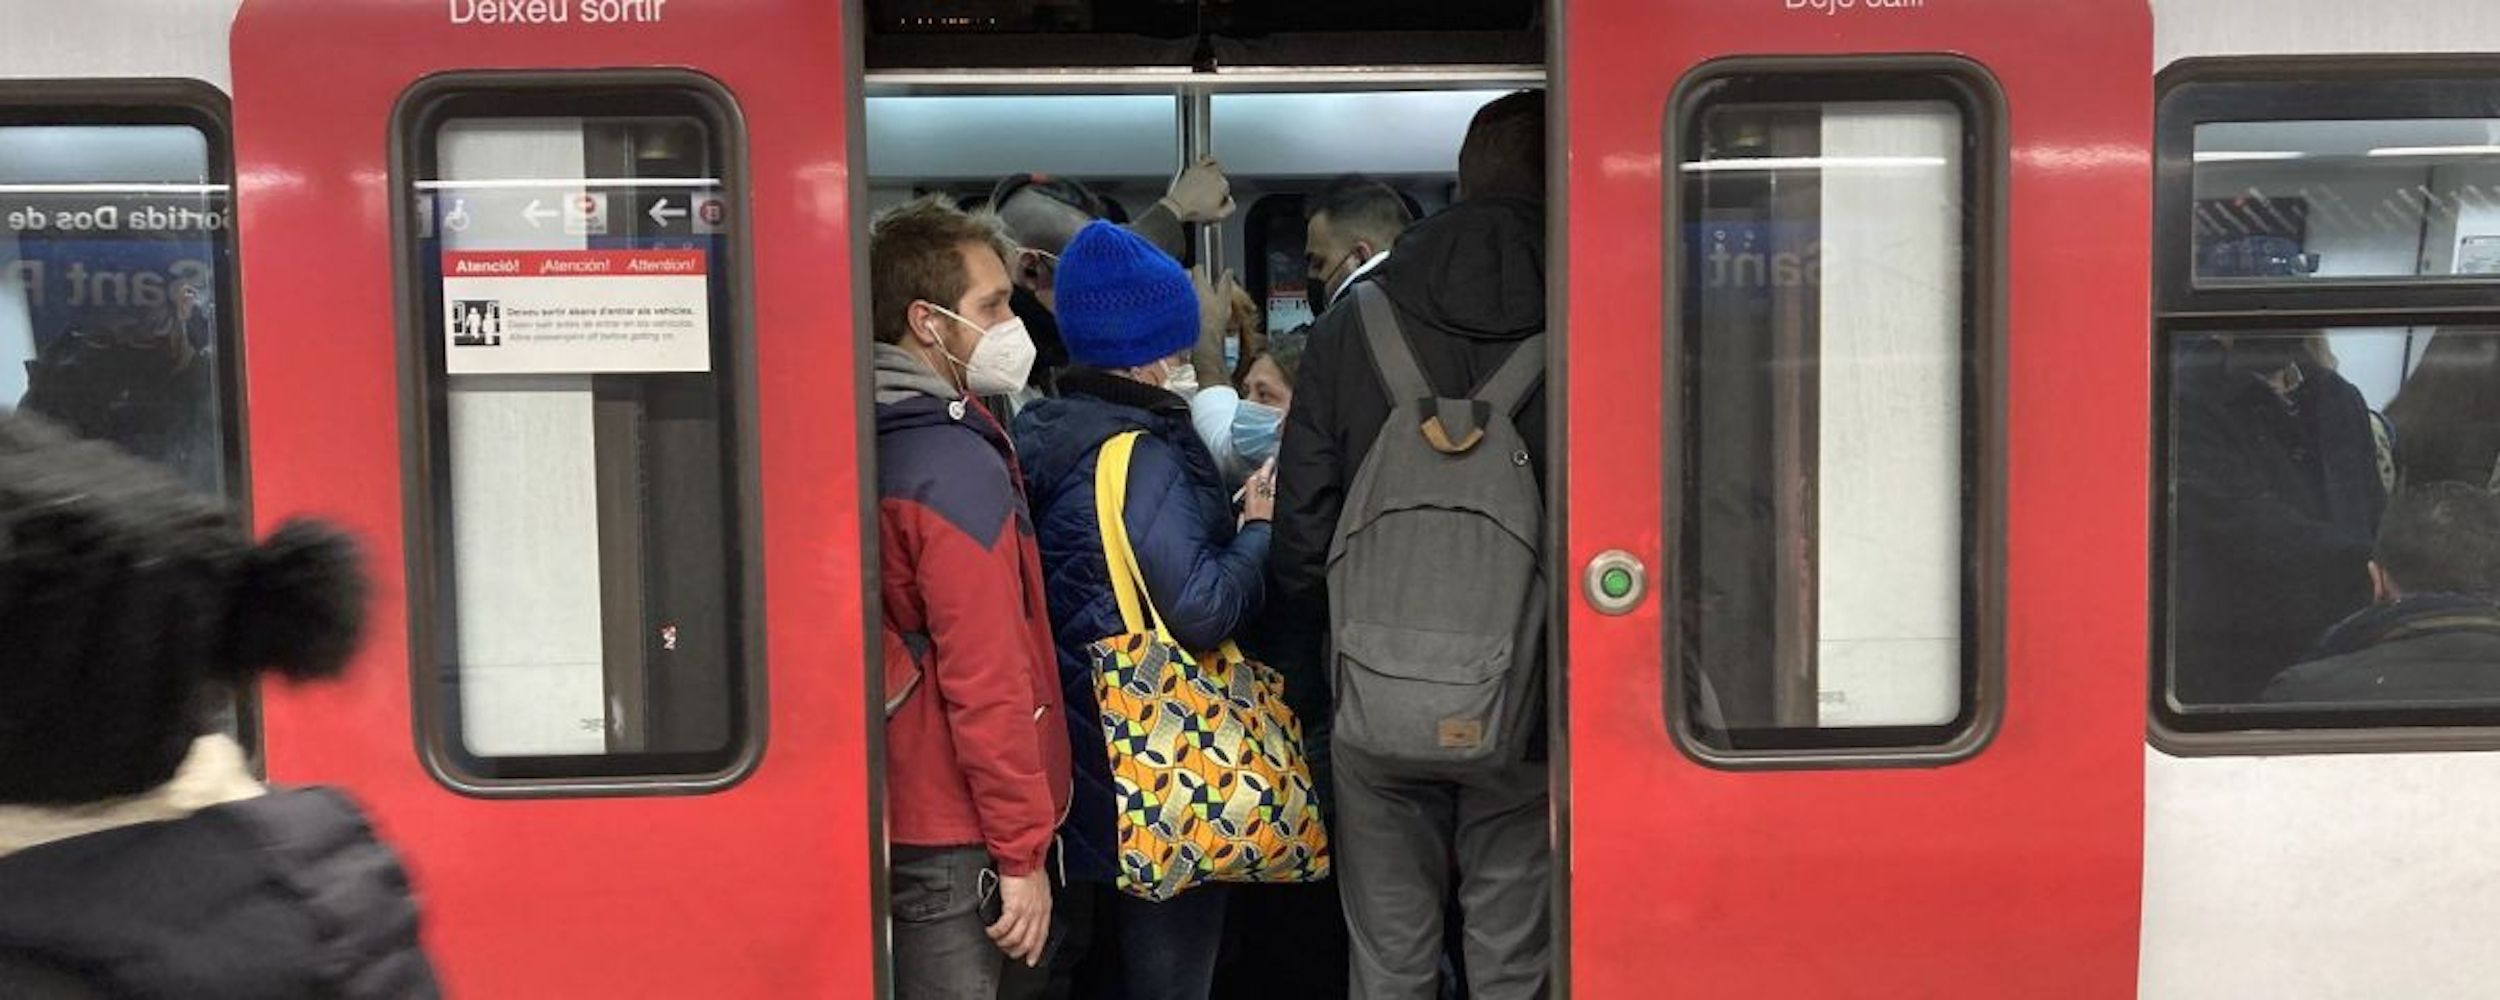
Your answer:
[1302,173,1413,315]
[2264,482,2500,704]
[1267,89,1550,1000]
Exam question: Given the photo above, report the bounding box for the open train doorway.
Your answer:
[855,9,1546,992]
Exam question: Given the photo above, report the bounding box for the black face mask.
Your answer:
[1010,284,1064,389]
[1306,249,1370,319]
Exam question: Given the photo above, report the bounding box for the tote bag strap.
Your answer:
[1094,431,1181,648]
[1094,431,1253,665]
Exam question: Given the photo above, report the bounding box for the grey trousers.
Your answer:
[1334,744,1552,1000]
[891,845,1004,1000]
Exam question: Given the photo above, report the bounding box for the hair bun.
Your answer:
[223,518,369,682]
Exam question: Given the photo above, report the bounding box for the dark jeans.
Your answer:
[892,845,1004,1000]
[1113,884,1230,1000]
[1213,879,1349,1000]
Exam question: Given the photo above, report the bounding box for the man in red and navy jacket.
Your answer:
[870,196,1071,998]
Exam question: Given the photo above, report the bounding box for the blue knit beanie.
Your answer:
[1053,221,1199,370]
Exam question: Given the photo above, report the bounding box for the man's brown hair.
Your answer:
[869,194,1016,345]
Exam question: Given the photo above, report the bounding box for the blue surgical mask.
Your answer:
[1231,399,1284,466]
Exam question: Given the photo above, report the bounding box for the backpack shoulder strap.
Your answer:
[1472,334,1548,415]
[1354,282,1432,405]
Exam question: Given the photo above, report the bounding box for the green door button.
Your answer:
[1583,550,1647,616]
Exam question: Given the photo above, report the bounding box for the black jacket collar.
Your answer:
[1055,367,1188,417]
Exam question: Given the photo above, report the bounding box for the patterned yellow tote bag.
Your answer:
[1088,431,1329,902]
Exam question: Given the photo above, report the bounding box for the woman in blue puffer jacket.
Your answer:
[1013,221,1274,1000]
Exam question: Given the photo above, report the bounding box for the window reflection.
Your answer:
[0,124,229,495]
[2194,119,2500,283]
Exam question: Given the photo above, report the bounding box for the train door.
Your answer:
[1556,1,2152,995]
[229,2,874,994]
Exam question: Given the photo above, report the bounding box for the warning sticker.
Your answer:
[441,249,710,375]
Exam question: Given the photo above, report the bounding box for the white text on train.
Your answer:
[4,260,214,309]
[1785,0,1928,13]
[448,0,669,25]
[6,205,228,233]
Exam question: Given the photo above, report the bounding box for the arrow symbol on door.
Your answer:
[647,198,688,226]
[522,199,558,228]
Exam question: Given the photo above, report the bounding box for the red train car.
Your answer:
[26,0,2500,997]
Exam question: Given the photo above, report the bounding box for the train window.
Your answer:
[0,83,251,748]
[2155,63,2500,751]
[864,95,1177,189]
[2160,326,2500,723]
[397,77,758,790]
[1211,89,1496,335]
[1241,193,1316,335]
[2194,119,2500,284]
[1668,67,2002,763]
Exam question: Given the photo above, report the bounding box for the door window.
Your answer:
[400,78,757,789]
[1670,68,2002,761]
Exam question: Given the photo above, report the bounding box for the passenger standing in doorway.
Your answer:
[1210,325,1341,1000]
[991,160,1238,392]
[0,413,439,998]
[1184,270,1286,490]
[867,196,1073,1000]
[1015,221,1275,1000]
[1303,173,1414,315]
[1267,89,1553,1000]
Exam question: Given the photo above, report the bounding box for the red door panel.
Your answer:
[1559,3,2151,996]
[231,3,871,995]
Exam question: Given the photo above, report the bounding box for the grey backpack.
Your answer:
[1328,282,1547,766]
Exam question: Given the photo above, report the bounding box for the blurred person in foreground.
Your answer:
[0,412,438,999]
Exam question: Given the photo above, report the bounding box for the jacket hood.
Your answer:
[875,341,961,407]
[875,342,1021,452]
[1373,196,1545,342]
